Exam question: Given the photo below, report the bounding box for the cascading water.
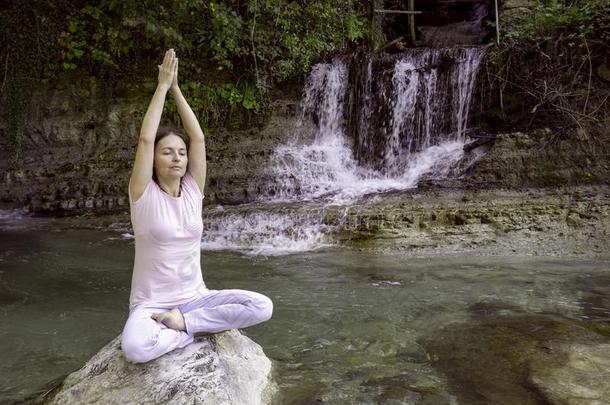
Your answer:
[199,47,486,255]
[199,203,335,256]
[386,58,420,170]
[266,47,485,201]
[453,48,485,139]
[263,62,362,203]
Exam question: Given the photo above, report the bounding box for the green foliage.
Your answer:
[62,5,134,69]
[164,80,261,130]
[202,2,246,70]
[57,0,367,122]
[502,0,610,44]
[60,1,188,71]
[1,0,368,164]
[247,0,366,82]
[484,0,610,139]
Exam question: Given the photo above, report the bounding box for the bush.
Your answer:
[1,0,368,164]
[58,0,367,120]
[483,0,610,139]
[502,0,610,44]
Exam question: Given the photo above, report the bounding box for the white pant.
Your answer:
[120,289,273,364]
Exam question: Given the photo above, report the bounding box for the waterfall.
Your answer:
[357,54,374,163]
[386,59,420,170]
[453,48,485,139]
[266,47,485,202]
[196,47,485,255]
[263,61,362,203]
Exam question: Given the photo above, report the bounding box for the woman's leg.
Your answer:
[120,304,194,364]
[178,289,273,335]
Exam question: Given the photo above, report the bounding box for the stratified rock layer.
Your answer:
[466,130,610,189]
[42,330,275,405]
[0,78,300,214]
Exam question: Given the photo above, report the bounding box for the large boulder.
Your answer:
[465,130,610,188]
[528,343,610,405]
[420,309,610,405]
[40,330,276,405]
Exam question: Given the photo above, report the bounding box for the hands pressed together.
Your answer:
[158,48,179,92]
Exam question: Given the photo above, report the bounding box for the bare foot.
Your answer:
[151,308,186,331]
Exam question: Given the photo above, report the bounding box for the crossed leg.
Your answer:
[121,289,273,364]
[120,304,194,364]
[179,289,273,335]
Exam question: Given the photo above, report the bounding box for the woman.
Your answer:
[120,49,273,364]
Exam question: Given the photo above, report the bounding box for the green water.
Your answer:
[0,225,609,404]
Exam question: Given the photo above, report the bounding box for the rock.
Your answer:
[0,74,295,213]
[420,310,610,405]
[0,280,30,305]
[420,22,488,47]
[465,129,610,188]
[528,343,610,405]
[566,212,583,228]
[41,330,276,405]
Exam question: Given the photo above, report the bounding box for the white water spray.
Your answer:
[266,48,484,203]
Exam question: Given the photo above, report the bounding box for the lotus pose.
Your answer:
[121,49,273,364]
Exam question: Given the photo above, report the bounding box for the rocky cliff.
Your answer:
[0,77,301,214]
[3,76,609,217]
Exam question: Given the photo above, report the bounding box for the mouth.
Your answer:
[170,166,182,170]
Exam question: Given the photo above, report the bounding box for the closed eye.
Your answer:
[162,149,187,154]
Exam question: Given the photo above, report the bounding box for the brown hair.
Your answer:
[152,126,190,185]
[154,126,190,149]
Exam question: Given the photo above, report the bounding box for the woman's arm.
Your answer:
[170,58,207,195]
[130,49,177,202]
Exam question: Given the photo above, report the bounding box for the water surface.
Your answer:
[1,225,608,404]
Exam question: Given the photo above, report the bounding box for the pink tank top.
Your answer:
[128,171,206,310]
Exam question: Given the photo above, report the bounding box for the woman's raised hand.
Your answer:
[158,49,176,91]
[171,56,179,92]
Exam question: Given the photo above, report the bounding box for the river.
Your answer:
[1,215,608,404]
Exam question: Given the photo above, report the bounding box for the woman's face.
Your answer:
[153,134,188,181]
